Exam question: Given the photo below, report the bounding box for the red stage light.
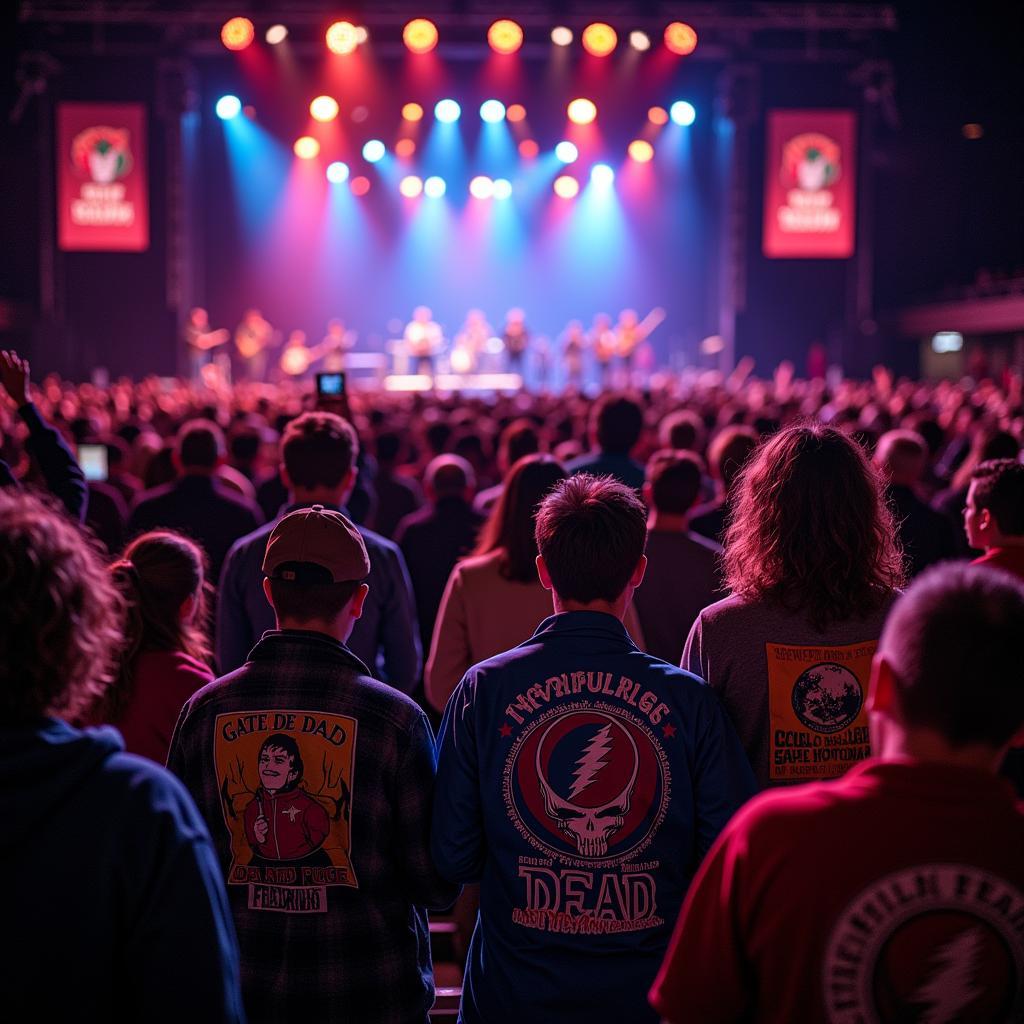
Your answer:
[506,103,527,123]
[488,20,523,55]
[628,139,654,163]
[221,17,254,51]
[293,136,320,160]
[326,21,359,55]
[350,176,371,196]
[553,175,580,199]
[310,96,339,122]
[664,22,698,56]
[582,23,617,57]
[567,99,597,125]
[395,138,416,158]
[648,106,669,126]
[518,139,539,159]
[403,19,438,54]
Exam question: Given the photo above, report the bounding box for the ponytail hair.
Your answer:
[104,531,211,722]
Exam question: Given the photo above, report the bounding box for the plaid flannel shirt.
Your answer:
[168,630,458,1024]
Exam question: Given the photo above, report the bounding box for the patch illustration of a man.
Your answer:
[242,733,331,865]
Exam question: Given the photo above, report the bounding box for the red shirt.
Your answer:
[973,545,1024,583]
[117,650,213,764]
[650,759,1024,1023]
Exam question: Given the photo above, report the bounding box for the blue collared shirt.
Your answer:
[216,504,421,692]
[431,610,756,1024]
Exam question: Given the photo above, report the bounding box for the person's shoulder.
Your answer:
[452,549,504,581]
[693,592,750,625]
[684,530,724,556]
[101,749,208,829]
[357,522,401,557]
[225,518,275,562]
[210,480,261,515]
[136,649,214,686]
[129,481,175,512]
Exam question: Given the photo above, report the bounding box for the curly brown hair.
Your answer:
[723,423,904,627]
[0,490,123,723]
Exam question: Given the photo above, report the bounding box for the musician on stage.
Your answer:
[589,312,616,388]
[403,306,443,377]
[501,308,529,375]
[322,319,355,371]
[615,307,665,383]
[234,308,275,382]
[560,320,586,390]
[278,330,310,381]
[183,307,229,383]
[452,309,491,374]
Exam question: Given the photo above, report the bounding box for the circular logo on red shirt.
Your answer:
[502,704,671,867]
[823,864,1024,1022]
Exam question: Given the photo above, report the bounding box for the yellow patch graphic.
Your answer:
[765,641,874,782]
[214,710,358,911]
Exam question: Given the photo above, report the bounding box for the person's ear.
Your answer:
[280,465,292,491]
[642,482,653,506]
[348,582,369,621]
[262,576,275,610]
[867,653,897,715]
[341,466,357,495]
[178,593,197,624]
[630,554,647,589]
[536,554,554,591]
[978,508,992,532]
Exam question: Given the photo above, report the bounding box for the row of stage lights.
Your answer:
[220,17,698,58]
[252,163,617,201]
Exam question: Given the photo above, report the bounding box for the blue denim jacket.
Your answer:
[432,611,756,1024]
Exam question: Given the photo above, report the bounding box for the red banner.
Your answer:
[762,109,856,259]
[57,102,149,252]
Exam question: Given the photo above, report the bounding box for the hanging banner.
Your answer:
[763,109,856,259]
[57,102,149,252]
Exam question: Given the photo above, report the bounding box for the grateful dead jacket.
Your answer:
[431,611,757,1024]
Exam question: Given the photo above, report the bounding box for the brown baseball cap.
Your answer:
[262,504,370,584]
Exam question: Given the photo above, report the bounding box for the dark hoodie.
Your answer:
[3,718,244,1023]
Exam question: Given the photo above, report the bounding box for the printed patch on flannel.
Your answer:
[214,710,358,912]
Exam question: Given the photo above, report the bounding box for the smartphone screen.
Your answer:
[79,444,108,482]
[316,372,346,396]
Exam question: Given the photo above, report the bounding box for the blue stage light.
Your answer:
[590,163,615,187]
[362,139,386,163]
[326,161,350,183]
[216,95,242,120]
[492,178,513,200]
[434,99,461,123]
[479,99,506,124]
[424,175,447,198]
[670,100,696,126]
[555,140,579,164]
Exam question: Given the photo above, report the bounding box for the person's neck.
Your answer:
[986,534,1024,550]
[289,487,350,509]
[874,721,1005,774]
[276,618,349,644]
[648,511,688,533]
[551,594,628,621]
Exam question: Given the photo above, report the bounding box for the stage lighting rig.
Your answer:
[488,20,523,55]
[221,17,254,52]
[265,25,288,46]
[567,99,597,125]
[664,22,698,56]
[582,23,617,57]
[403,19,438,54]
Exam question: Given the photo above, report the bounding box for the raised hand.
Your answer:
[0,350,30,406]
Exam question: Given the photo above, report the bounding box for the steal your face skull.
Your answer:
[535,717,639,858]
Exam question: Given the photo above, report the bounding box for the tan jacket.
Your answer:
[425,548,645,712]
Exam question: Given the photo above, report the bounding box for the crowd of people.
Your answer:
[3,346,1024,1022]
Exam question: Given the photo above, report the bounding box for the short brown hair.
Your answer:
[970,459,1024,537]
[535,474,647,603]
[0,491,122,723]
[880,562,1024,747]
[645,450,703,515]
[282,412,359,490]
[267,577,364,624]
[707,425,759,491]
